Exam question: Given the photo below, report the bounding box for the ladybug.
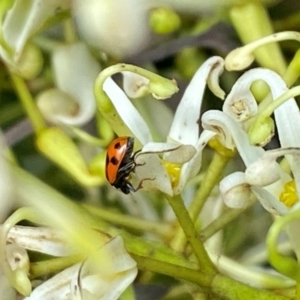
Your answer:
[105,136,140,194]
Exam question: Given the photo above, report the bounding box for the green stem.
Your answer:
[257,85,300,120]
[267,208,300,281]
[200,207,246,242]
[9,72,46,134]
[132,254,213,287]
[211,274,289,300]
[30,254,83,279]
[82,203,173,239]
[296,282,300,300]
[171,152,230,251]
[166,194,216,275]
[190,153,230,219]
[283,49,300,87]
[133,255,289,300]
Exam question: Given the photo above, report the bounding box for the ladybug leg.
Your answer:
[117,161,135,174]
[134,161,146,168]
[135,177,155,191]
[132,150,146,168]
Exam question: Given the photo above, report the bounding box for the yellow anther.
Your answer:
[163,160,181,188]
[280,180,298,207]
[208,137,236,158]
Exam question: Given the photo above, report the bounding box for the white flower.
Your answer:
[103,56,225,195]
[36,42,100,126]
[2,224,137,300]
[217,66,300,215]
[72,0,151,58]
[22,236,137,300]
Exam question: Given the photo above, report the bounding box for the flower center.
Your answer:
[163,160,181,188]
[279,180,298,207]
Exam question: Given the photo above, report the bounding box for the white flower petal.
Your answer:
[174,129,215,195]
[51,43,99,126]
[140,142,196,164]
[72,0,151,58]
[103,77,153,145]
[223,73,258,122]
[135,153,173,195]
[24,236,137,300]
[202,110,264,165]
[7,226,73,257]
[133,97,174,140]
[168,56,224,146]
[24,263,79,299]
[245,152,281,186]
[251,185,288,215]
[219,172,254,209]
[78,236,137,300]
[223,68,293,123]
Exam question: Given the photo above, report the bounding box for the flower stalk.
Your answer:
[171,150,231,252]
[249,85,300,145]
[165,194,216,275]
[9,71,46,134]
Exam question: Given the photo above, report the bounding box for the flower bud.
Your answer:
[248,116,275,146]
[10,43,43,79]
[36,89,79,124]
[149,7,181,35]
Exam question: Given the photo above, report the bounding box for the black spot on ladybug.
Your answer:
[110,156,119,165]
[114,142,121,149]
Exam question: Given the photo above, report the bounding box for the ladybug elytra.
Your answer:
[105,136,139,194]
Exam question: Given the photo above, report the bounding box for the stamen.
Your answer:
[279,180,298,207]
[163,160,181,188]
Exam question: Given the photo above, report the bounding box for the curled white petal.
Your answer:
[122,71,150,98]
[7,226,73,257]
[72,0,151,58]
[51,43,99,126]
[245,152,281,186]
[103,77,153,145]
[220,172,254,209]
[202,110,264,165]
[223,71,258,122]
[168,56,225,146]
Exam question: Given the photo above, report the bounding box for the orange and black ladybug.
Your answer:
[105,136,139,194]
